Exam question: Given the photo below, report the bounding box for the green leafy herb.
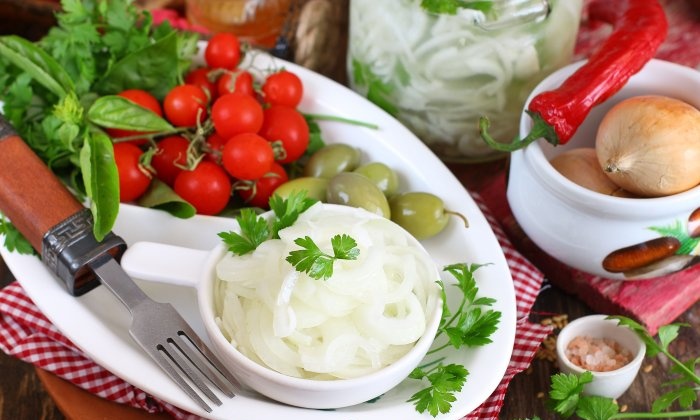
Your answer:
[408,364,468,417]
[351,59,399,116]
[286,234,360,280]
[408,262,501,416]
[0,216,36,255]
[268,191,318,238]
[420,0,494,15]
[219,208,270,256]
[218,191,318,256]
[546,316,700,420]
[0,0,197,245]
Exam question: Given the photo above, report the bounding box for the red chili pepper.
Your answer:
[479,0,668,152]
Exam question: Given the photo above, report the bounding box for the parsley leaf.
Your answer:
[218,191,317,256]
[286,234,359,280]
[408,262,501,416]
[548,371,593,418]
[0,217,36,255]
[408,363,467,417]
[269,191,317,238]
[218,208,270,256]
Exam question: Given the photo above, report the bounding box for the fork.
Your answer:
[0,116,238,413]
[89,254,240,412]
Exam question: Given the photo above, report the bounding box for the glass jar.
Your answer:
[347,0,583,162]
[186,0,295,50]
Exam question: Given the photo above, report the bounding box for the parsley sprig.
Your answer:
[543,316,700,420]
[218,191,360,280]
[286,234,360,280]
[408,262,502,417]
[218,191,317,256]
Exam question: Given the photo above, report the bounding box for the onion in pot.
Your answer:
[595,95,700,197]
[549,147,637,197]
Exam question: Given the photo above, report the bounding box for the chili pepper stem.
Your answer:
[479,112,560,152]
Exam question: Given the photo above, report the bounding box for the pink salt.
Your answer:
[565,335,633,372]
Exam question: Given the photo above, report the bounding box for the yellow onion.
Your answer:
[595,95,700,197]
[550,148,637,197]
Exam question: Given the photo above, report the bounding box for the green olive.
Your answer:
[303,143,361,178]
[389,192,467,239]
[353,162,399,196]
[326,172,391,218]
[273,177,329,202]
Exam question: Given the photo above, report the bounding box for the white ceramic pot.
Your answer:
[508,59,700,279]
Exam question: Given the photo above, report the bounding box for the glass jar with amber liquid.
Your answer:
[186,0,294,49]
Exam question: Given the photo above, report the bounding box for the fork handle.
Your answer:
[0,115,126,296]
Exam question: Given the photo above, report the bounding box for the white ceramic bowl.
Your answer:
[508,59,700,279]
[556,314,645,399]
[120,203,443,409]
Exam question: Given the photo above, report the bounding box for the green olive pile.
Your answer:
[273,143,468,239]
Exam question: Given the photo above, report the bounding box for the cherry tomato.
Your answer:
[238,162,289,208]
[163,84,208,127]
[261,70,303,107]
[106,89,162,146]
[203,132,227,165]
[258,105,310,164]
[174,161,232,215]
[113,142,152,202]
[222,133,274,180]
[151,135,190,186]
[185,67,217,100]
[211,92,264,139]
[217,70,254,97]
[205,32,241,70]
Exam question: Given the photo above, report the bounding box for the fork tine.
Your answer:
[146,342,213,413]
[175,330,238,398]
[165,338,223,406]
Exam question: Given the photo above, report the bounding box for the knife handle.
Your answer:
[0,116,125,296]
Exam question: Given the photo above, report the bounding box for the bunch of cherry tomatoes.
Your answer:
[109,32,310,215]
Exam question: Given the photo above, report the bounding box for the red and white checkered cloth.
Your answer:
[0,193,550,420]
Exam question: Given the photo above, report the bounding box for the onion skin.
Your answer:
[550,148,637,197]
[595,95,700,197]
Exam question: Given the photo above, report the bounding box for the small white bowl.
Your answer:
[507,59,700,279]
[556,315,645,399]
[121,203,443,409]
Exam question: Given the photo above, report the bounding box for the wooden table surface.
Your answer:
[1,2,700,419]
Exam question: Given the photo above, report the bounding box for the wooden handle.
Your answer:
[0,128,84,253]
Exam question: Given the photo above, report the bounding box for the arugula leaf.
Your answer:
[286,234,359,280]
[87,95,174,132]
[79,131,119,241]
[219,208,270,255]
[408,363,467,416]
